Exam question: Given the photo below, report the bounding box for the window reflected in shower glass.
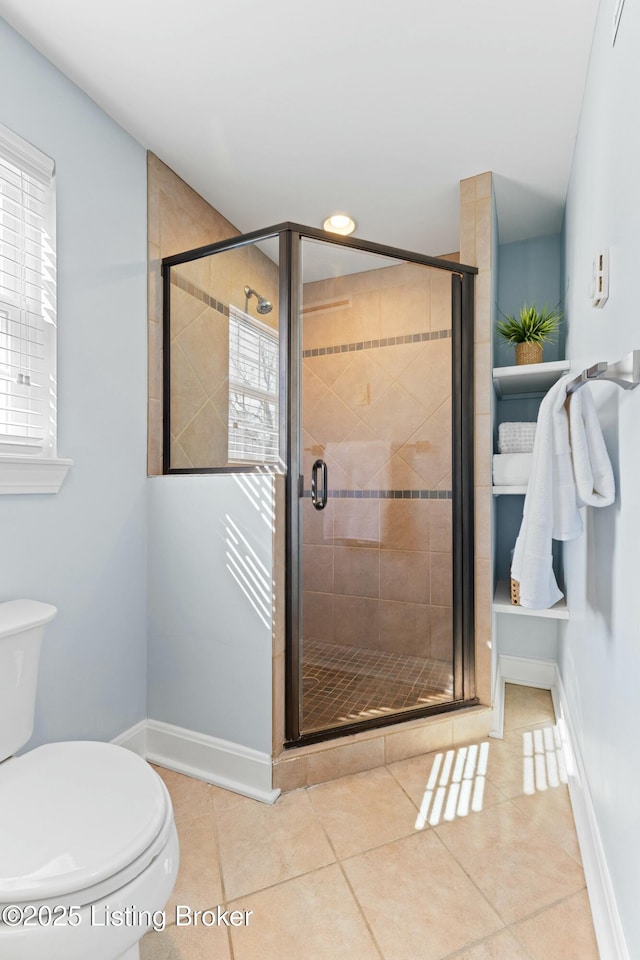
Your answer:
[298,237,455,735]
[228,307,278,463]
[167,242,279,470]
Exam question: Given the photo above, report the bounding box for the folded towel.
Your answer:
[511,374,614,609]
[492,453,532,486]
[498,421,537,453]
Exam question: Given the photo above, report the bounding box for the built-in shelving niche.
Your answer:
[492,360,571,621]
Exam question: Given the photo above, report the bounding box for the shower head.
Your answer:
[244,285,273,315]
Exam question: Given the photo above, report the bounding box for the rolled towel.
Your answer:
[493,453,532,486]
[498,421,537,453]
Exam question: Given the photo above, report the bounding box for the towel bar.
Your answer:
[566,349,640,394]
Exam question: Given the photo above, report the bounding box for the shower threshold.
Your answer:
[301,639,453,735]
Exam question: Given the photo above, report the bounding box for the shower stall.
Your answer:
[162,223,477,747]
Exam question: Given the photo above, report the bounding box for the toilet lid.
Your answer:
[0,741,169,902]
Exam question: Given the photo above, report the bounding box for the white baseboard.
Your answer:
[490,654,558,738]
[112,719,279,805]
[553,671,630,960]
[112,718,147,755]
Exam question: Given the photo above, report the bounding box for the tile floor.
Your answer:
[302,639,453,732]
[140,684,599,959]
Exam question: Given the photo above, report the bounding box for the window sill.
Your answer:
[0,455,73,495]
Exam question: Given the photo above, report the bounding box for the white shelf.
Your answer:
[492,581,569,620]
[493,359,570,398]
[492,486,528,495]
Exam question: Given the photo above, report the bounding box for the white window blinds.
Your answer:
[0,123,56,455]
[228,306,278,463]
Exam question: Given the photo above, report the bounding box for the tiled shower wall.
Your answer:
[168,248,278,469]
[300,261,456,662]
[148,152,238,474]
[147,152,277,473]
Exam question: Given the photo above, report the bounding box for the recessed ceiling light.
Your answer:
[322,213,357,236]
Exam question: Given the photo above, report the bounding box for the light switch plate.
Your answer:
[590,250,609,308]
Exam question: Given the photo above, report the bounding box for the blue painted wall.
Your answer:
[563,0,640,954]
[0,19,148,745]
[147,475,274,754]
[496,234,564,367]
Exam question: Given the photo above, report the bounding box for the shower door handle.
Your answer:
[311,459,328,510]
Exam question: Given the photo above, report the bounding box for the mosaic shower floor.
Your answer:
[301,639,453,733]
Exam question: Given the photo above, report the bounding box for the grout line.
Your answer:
[159,692,592,957]
[509,885,590,928]
[437,929,536,960]
[305,790,386,960]
[208,788,236,960]
[426,823,513,933]
[432,790,589,933]
[384,760,431,817]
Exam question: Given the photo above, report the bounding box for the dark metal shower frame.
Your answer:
[161,222,477,746]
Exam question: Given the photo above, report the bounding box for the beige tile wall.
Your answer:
[148,152,277,474]
[148,153,241,475]
[300,262,454,660]
[167,248,278,468]
[459,172,494,707]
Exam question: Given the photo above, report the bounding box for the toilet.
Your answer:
[0,600,179,960]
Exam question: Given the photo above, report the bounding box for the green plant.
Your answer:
[496,303,563,345]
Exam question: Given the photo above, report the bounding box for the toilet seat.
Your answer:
[0,741,171,908]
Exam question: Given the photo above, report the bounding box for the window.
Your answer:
[228,305,279,464]
[0,124,69,493]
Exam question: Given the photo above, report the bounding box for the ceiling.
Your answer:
[0,0,600,257]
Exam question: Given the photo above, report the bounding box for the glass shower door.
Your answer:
[295,237,458,737]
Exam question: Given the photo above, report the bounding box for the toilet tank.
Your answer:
[0,600,57,762]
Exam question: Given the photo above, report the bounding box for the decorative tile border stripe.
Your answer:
[302,328,451,358]
[170,273,451,357]
[171,271,229,317]
[303,489,452,499]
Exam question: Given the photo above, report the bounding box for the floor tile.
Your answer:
[503,683,554,732]
[435,801,586,924]
[228,863,380,960]
[140,920,232,959]
[343,831,503,960]
[512,784,582,863]
[150,764,216,825]
[308,765,419,858]
[387,745,508,827]
[216,788,335,899]
[149,685,597,960]
[301,637,452,732]
[165,815,224,915]
[512,890,599,959]
[210,782,264,816]
[481,733,535,800]
[448,928,532,959]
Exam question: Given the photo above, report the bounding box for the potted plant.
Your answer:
[496,303,563,365]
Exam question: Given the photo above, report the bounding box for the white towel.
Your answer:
[511,374,614,609]
[493,453,532,487]
[492,453,532,486]
[569,387,615,507]
[498,421,537,453]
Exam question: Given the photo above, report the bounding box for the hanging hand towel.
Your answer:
[510,373,614,609]
[569,386,615,507]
